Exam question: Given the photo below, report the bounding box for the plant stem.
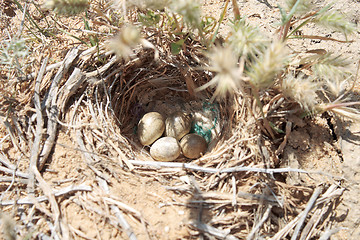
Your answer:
[250,84,276,139]
[282,19,291,42]
[231,0,241,20]
[210,0,230,45]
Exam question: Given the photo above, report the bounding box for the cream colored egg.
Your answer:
[150,137,181,161]
[180,134,207,159]
[138,112,165,146]
[165,112,192,140]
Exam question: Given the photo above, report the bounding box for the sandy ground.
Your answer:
[0,0,359,239]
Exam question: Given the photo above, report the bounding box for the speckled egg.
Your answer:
[165,112,192,140]
[138,112,165,146]
[150,137,181,161]
[180,134,207,159]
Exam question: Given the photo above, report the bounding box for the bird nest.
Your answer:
[0,30,345,239]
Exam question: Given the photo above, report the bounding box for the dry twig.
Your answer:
[0,184,91,206]
[38,48,80,171]
[270,184,344,240]
[128,160,310,174]
[291,187,323,240]
[247,205,272,240]
[190,221,239,240]
[28,56,48,195]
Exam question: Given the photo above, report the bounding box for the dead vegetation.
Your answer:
[0,0,358,239]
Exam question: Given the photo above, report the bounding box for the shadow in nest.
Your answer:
[90,36,237,161]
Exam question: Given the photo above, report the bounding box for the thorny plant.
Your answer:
[114,0,358,125]
[2,0,359,132]
[4,0,358,135]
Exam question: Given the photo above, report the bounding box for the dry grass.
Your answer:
[0,0,357,239]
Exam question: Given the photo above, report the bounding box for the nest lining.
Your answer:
[94,47,231,162]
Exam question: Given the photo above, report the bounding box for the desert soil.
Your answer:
[0,0,360,239]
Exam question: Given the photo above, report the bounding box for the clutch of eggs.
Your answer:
[138,111,207,161]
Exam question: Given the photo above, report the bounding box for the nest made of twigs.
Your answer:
[0,27,346,240]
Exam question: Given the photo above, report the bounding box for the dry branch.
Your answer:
[103,197,143,221]
[0,116,28,157]
[0,184,92,206]
[21,61,64,81]
[270,184,344,240]
[299,202,328,240]
[0,165,30,179]
[68,224,97,240]
[75,129,111,180]
[38,48,80,171]
[190,221,239,240]
[0,176,28,184]
[28,56,48,195]
[128,160,310,174]
[111,205,138,240]
[0,154,16,169]
[247,205,272,240]
[291,187,322,240]
[57,67,85,114]
[84,55,118,78]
